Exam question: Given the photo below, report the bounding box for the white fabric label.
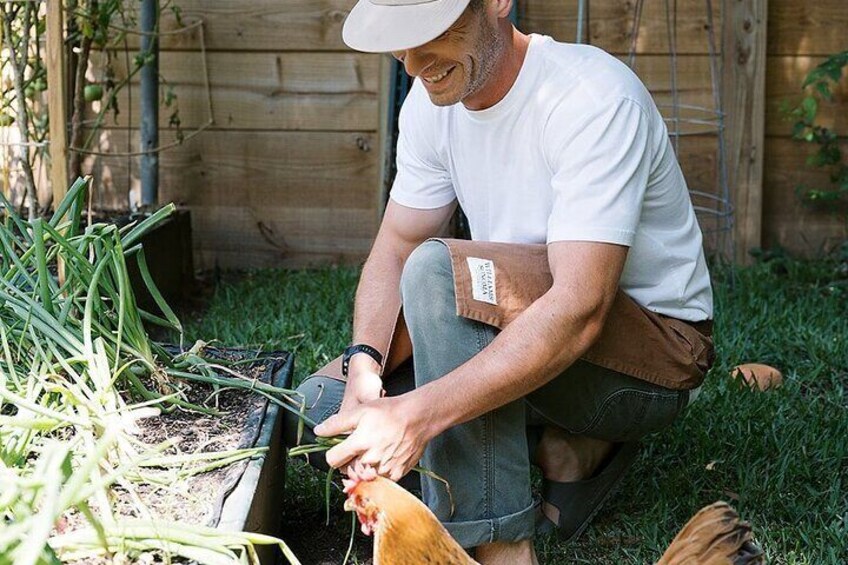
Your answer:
[466,257,497,305]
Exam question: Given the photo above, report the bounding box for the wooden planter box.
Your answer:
[126,208,194,312]
[203,349,293,565]
[157,346,294,564]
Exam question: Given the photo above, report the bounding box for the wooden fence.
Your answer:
[78,0,845,268]
[83,0,385,268]
[760,2,846,256]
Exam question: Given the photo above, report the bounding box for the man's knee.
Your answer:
[282,375,345,470]
[400,240,455,319]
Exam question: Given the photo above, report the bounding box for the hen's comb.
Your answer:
[342,460,378,494]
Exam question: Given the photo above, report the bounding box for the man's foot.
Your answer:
[475,539,539,565]
[533,426,614,525]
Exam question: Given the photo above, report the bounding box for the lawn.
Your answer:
[181,252,848,564]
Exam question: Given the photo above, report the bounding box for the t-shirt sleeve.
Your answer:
[545,97,653,246]
[389,84,456,209]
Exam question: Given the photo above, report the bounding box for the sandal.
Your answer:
[535,441,640,542]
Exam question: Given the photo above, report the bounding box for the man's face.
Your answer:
[392,4,504,106]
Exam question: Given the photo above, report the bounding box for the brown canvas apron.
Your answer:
[316,238,714,391]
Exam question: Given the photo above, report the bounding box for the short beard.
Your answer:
[462,16,506,100]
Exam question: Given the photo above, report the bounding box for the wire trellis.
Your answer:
[0,3,214,212]
[618,0,734,260]
[69,18,214,158]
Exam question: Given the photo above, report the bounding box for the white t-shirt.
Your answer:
[390,34,713,321]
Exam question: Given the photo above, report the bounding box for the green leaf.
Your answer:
[120,204,175,248]
[48,177,88,233]
[30,220,54,317]
[825,64,843,82]
[801,96,818,123]
[133,248,183,336]
[0,191,32,245]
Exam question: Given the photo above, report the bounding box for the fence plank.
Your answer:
[82,129,379,211]
[723,0,767,263]
[121,0,356,52]
[768,0,848,56]
[87,51,379,132]
[676,134,719,194]
[763,138,847,255]
[197,248,369,270]
[519,0,721,54]
[191,205,376,268]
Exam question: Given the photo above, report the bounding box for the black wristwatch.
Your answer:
[342,344,384,377]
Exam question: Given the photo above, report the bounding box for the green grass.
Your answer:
[181,268,359,383]
[182,256,848,564]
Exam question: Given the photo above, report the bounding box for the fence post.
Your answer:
[722,0,767,264]
[47,0,69,205]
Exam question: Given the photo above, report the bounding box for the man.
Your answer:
[284,0,714,563]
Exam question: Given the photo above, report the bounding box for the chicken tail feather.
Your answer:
[657,501,764,565]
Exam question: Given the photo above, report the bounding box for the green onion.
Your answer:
[1,178,306,563]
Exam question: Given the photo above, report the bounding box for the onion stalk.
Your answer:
[1,178,304,563]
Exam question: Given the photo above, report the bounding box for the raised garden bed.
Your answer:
[173,347,294,565]
[59,347,294,564]
[2,179,301,564]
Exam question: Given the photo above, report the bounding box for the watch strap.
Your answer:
[342,343,384,377]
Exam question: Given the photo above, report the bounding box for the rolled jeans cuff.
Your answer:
[442,500,537,548]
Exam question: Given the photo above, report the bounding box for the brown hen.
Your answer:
[343,463,477,564]
[343,463,763,565]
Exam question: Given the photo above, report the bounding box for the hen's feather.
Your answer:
[657,501,764,565]
[344,464,477,565]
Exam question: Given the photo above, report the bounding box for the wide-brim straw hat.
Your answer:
[343,0,472,53]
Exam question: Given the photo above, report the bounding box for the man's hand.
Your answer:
[314,394,433,482]
[337,356,384,417]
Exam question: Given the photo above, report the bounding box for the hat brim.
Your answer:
[343,0,472,53]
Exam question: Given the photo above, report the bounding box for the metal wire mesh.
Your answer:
[614,0,734,260]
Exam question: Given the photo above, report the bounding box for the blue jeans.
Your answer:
[285,240,692,548]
